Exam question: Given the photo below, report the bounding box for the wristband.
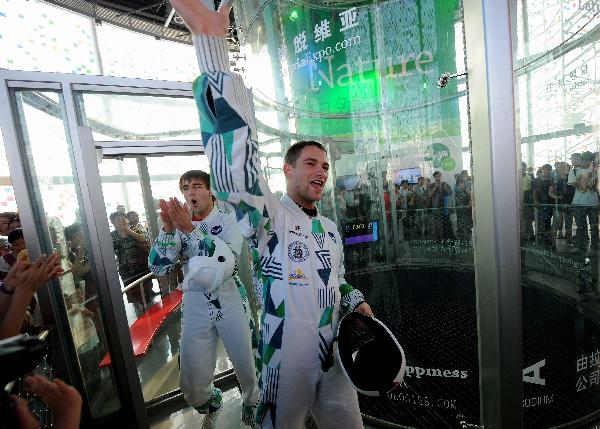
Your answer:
[0,281,14,295]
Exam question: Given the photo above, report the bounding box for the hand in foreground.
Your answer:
[4,254,63,295]
[170,0,233,37]
[24,376,82,429]
[159,199,175,233]
[166,198,194,235]
[12,395,39,429]
[355,302,374,317]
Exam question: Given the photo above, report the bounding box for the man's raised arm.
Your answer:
[170,0,281,238]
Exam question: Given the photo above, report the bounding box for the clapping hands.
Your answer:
[159,198,194,235]
[4,253,63,295]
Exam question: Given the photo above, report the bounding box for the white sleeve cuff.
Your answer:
[193,35,230,73]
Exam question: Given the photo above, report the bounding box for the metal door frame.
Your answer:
[0,68,201,428]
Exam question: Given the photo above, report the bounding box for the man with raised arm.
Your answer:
[170,1,373,427]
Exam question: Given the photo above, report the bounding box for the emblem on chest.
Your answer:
[288,241,309,262]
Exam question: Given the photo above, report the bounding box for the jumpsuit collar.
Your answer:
[192,204,218,224]
[281,194,320,219]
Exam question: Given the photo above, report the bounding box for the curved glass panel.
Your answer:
[235,0,475,426]
[515,0,600,427]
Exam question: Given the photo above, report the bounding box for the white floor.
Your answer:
[150,389,252,429]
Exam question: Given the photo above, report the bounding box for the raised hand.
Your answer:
[159,198,176,233]
[354,302,374,317]
[169,0,233,37]
[25,376,82,429]
[167,197,195,234]
[4,253,62,294]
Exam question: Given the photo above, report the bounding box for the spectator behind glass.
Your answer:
[521,161,535,243]
[336,188,347,221]
[571,153,581,170]
[0,212,21,237]
[109,211,153,310]
[455,177,472,241]
[0,228,27,280]
[127,210,149,238]
[549,162,574,240]
[534,164,554,247]
[427,171,455,240]
[568,151,599,252]
[64,223,97,314]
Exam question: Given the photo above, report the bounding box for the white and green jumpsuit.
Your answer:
[192,34,366,428]
[149,205,259,410]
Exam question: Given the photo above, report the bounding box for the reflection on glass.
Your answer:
[79,93,200,141]
[13,90,119,418]
[515,1,600,427]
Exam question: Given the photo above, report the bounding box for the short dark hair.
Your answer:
[433,171,442,178]
[284,141,327,166]
[581,151,594,162]
[7,228,23,244]
[179,170,211,191]
[109,211,125,224]
[64,223,83,242]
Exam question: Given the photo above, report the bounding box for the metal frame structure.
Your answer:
[0,68,201,428]
[0,1,525,426]
[464,1,523,428]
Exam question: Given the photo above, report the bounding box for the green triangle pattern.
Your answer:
[312,219,325,234]
[222,130,234,166]
[275,301,285,318]
[215,191,229,201]
[262,344,276,365]
[318,306,334,328]
[248,207,262,229]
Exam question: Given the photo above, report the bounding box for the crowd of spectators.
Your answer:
[522,150,599,253]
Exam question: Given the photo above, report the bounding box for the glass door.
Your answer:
[74,90,258,405]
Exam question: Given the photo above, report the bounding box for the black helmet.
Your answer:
[335,312,406,396]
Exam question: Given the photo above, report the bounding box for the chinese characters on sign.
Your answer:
[314,19,331,43]
[545,62,592,93]
[576,349,600,392]
[293,30,307,54]
[292,7,360,54]
[339,7,359,32]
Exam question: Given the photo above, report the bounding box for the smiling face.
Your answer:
[181,178,213,218]
[284,145,329,208]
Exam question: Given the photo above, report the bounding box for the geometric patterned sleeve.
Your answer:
[335,228,365,314]
[148,229,182,276]
[191,34,281,238]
